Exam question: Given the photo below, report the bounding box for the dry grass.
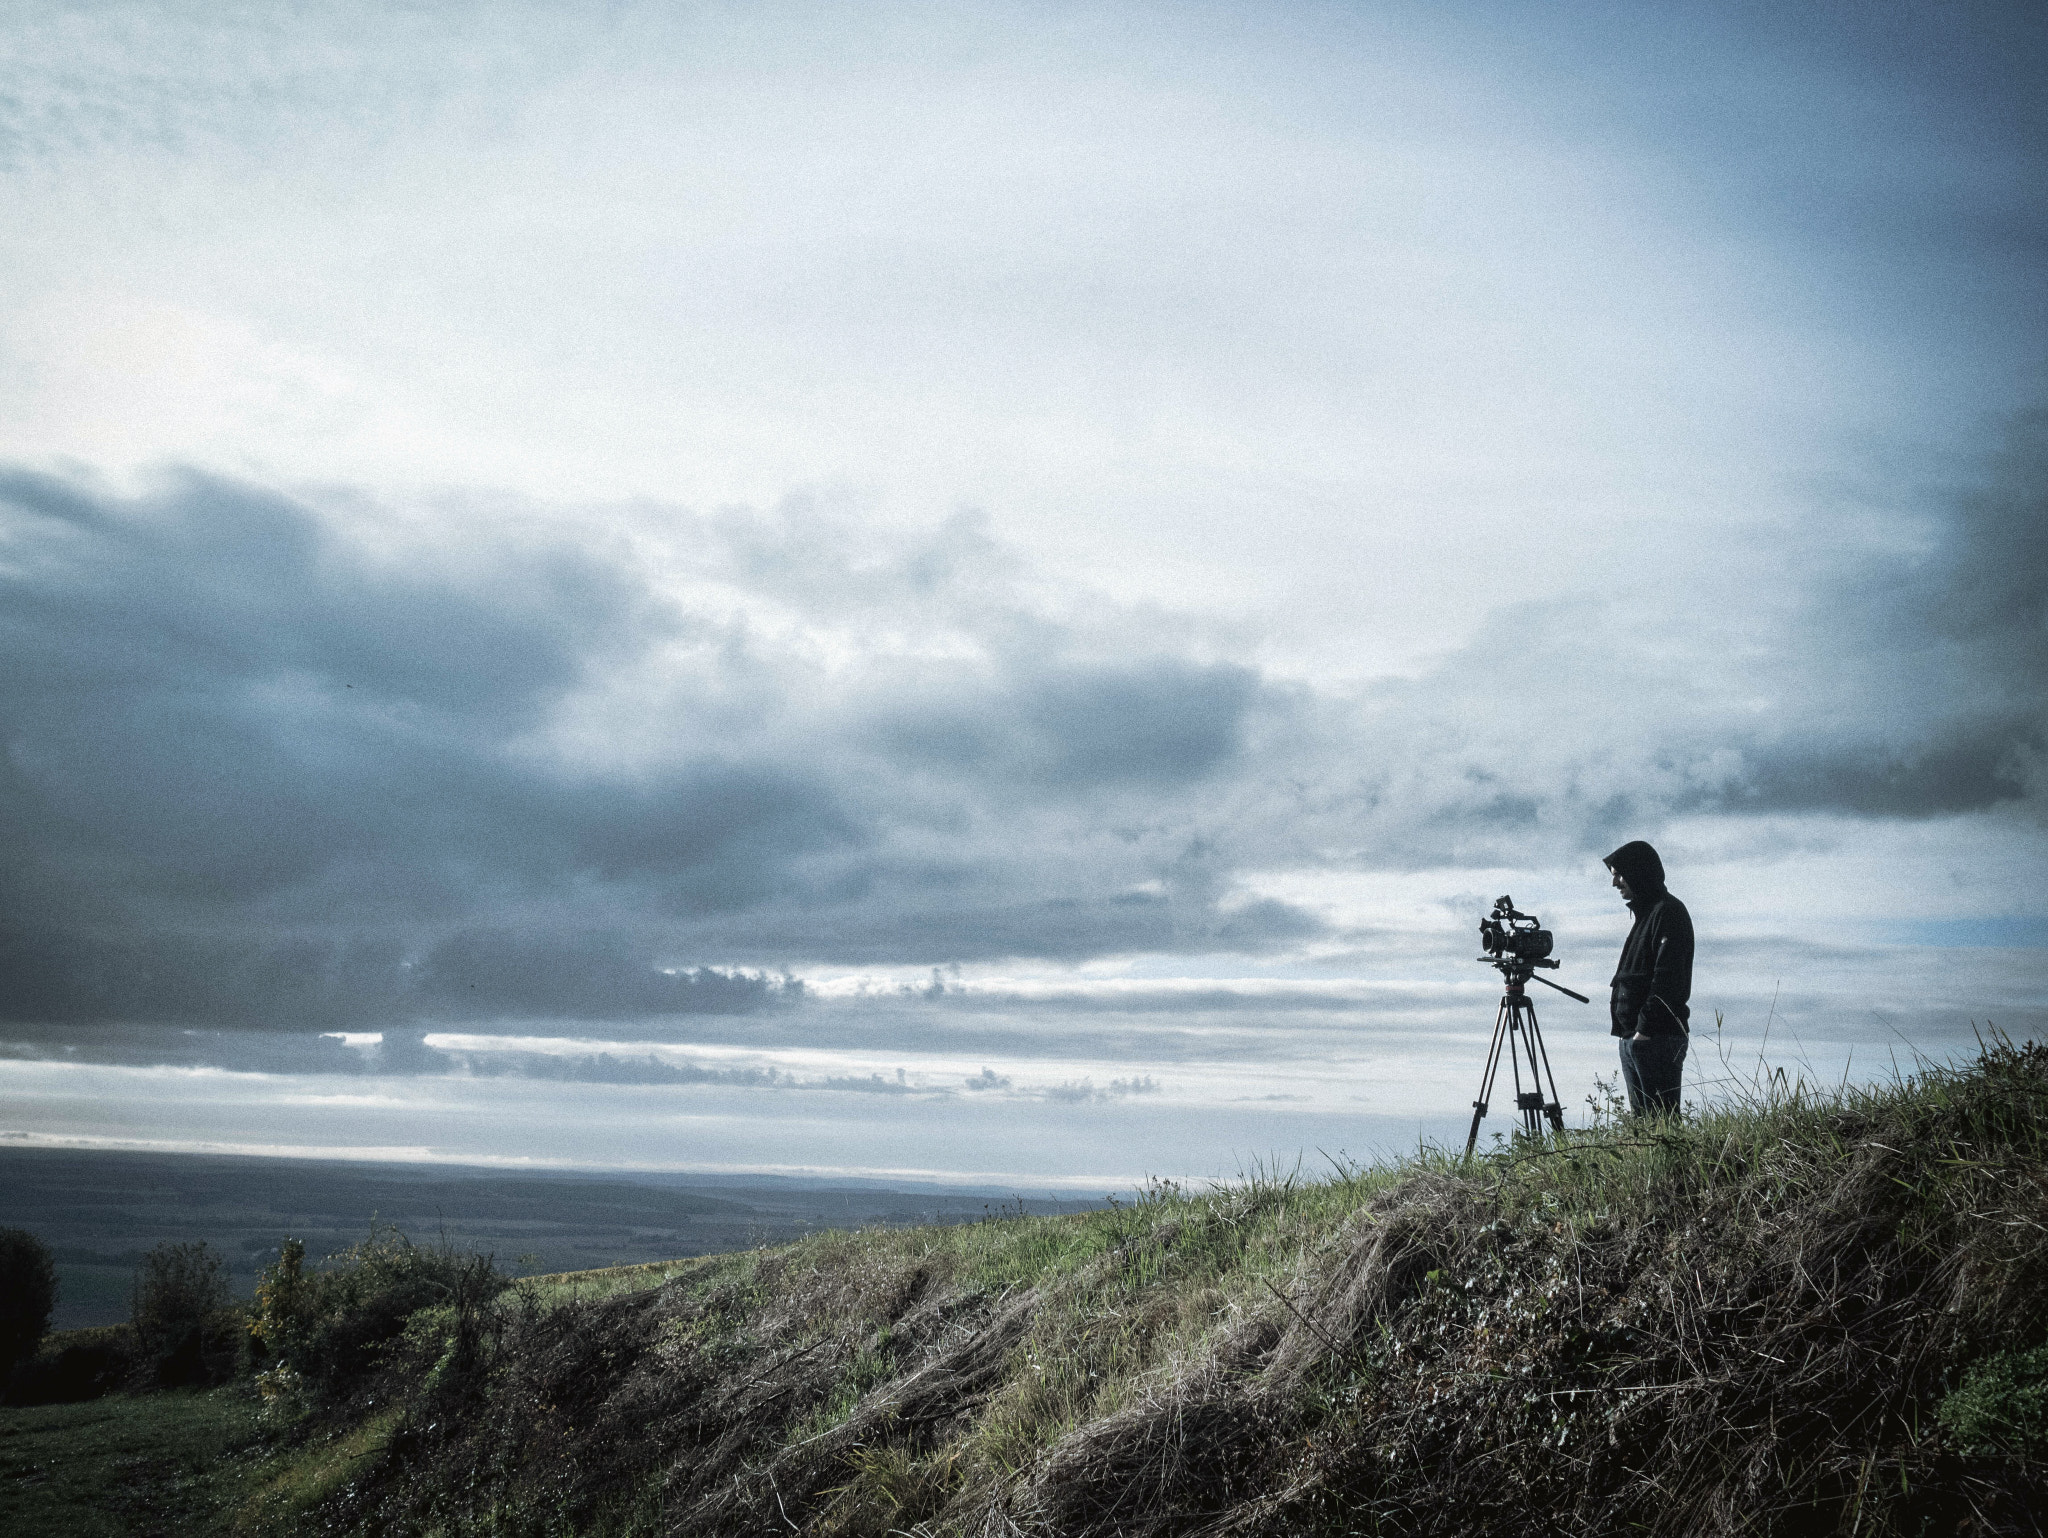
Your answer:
[291,1033,2048,1537]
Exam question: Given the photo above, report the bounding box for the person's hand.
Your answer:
[1632,1032,1651,1041]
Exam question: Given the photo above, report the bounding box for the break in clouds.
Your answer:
[1,414,2042,1050]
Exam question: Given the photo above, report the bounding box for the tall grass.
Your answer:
[274,1033,2048,1537]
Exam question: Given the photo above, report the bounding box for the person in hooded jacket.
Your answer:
[1603,840,1692,1116]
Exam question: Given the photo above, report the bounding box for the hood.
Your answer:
[1604,839,1667,899]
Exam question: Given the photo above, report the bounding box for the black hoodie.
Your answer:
[1604,840,1693,1038]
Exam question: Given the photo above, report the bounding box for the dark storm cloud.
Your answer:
[0,920,799,1029]
[0,464,806,924]
[408,933,800,1016]
[1722,411,2048,818]
[0,468,1320,1030]
[4,414,2039,1038]
[869,660,1259,790]
[1733,734,2028,820]
[0,466,858,1024]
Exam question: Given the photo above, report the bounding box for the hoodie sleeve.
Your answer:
[1641,899,1694,1033]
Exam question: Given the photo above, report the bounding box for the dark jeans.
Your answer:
[1618,1034,1687,1117]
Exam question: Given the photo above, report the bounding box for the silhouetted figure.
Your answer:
[1604,840,1692,1116]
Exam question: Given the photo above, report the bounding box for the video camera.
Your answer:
[1478,895,1554,966]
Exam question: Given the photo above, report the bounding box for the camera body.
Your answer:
[1478,895,1553,964]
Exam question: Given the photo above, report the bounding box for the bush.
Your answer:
[132,1240,240,1387]
[1938,1344,2048,1457]
[250,1227,506,1402]
[4,1324,140,1405]
[0,1227,59,1376]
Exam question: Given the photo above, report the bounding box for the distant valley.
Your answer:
[0,1147,1105,1328]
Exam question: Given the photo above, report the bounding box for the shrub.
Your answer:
[249,1235,308,1365]
[132,1240,240,1387]
[0,1227,59,1377]
[4,1324,139,1406]
[251,1226,506,1402]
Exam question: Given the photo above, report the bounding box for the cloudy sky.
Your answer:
[2,0,2043,1187]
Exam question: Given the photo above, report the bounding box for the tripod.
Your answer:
[1464,959,1589,1157]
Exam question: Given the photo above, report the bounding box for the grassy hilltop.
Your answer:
[8,1036,2048,1536]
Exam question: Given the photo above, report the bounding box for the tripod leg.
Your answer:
[1504,997,1560,1139]
[1521,999,1544,1135]
[1506,1002,1528,1135]
[1523,1000,1568,1133]
[1464,997,1514,1158]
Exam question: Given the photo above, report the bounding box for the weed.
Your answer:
[1937,1344,2048,1458]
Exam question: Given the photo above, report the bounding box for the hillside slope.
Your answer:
[287,1038,2048,1536]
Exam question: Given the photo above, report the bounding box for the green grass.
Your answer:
[231,1408,400,1535]
[0,1388,271,1538]
[524,1255,722,1306]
